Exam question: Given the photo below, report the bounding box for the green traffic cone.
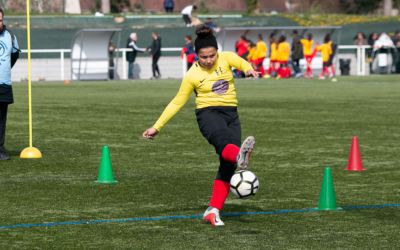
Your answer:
[95,145,117,184]
[317,167,340,210]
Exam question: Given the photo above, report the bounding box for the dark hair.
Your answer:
[194,25,218,53]
[324,34,331,43]
[278,35,286,43]
[307,33,313,40]
[292,30,298,35]
[353,32,366,40]
[0,8,4,16]
[193,5,197,10]
[258,33,263,40]
[185,35,192,41]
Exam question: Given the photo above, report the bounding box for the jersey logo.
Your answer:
[212,80,229,95]
[0,41,7,57]
[200,78,205,83]
[215,67,224,76]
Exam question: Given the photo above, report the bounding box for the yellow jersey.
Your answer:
[247,47,258,61]
[317,42,332,62]
[277,42,290,62]
[255,40,267,59]
[153,51,253,131]
[300,39,314,56]
[270,43,278,61]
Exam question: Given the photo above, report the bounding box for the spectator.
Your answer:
[234,35,249,77]
[126,33,145,79]
[163,0,174,13]
[148,32,162,79]
[108,41,116,80]
[181,35,196,71]
[392,30,400,73]
[392,30,400,47]
[367,32,379,73]
[204,17,221,33]
[291,30,303,78]
[328,38,338,81]
[0,8,20,160]
[181,4,197,27]
[353,32,367,46]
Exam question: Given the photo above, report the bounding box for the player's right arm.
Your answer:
[142,78,194,139]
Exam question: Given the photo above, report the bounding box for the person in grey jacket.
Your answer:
[126,33,145,79]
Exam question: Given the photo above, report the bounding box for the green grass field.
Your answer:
[1,76,399,249]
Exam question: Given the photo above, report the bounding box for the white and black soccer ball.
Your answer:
[230,170,259,199]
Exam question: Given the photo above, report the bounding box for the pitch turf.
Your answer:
[1,76,399,248]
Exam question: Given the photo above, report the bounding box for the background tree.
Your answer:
[65,0,81,14]
[102,0,110,13]
[339,0,383,14]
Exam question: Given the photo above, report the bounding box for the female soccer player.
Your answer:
[277,35,291,79]
[142,25,258,227]
[301,33,315,78]
[316,34,333,80]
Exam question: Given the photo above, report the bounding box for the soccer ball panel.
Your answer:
[242,171,256,181]
[230,173,242,187]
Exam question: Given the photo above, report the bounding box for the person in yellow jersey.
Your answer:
[300,33,315,78]
[246,41,258,71]
[266,34,278,77]
[142,25,258,227]
[316,34,333,80]
[255,34,267,77]
[277,35,291,78]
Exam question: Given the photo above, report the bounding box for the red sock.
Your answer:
[209,179,230,210]
[330,66,336,76]
[221,144,240,163]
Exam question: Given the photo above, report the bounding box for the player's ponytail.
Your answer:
[194,25,218,54]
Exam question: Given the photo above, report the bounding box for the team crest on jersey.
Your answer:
[0,41,6,57]
[212,80,229,95]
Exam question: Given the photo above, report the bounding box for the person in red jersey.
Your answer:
[143,25,258,227]
[234,35,249,77]
[181,35,196,71]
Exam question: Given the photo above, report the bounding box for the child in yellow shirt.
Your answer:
[277,35,291,78]
[300,33,316,78]
[267,34,278,77]
[316,34,333,79]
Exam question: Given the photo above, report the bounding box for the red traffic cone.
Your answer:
[346,136,366,171]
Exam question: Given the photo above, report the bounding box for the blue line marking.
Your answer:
[0,203,399,230]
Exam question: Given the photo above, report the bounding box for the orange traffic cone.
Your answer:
[346,136,366,171]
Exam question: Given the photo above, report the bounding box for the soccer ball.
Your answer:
[230,170,259,199]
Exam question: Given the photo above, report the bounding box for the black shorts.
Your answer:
[195,106,241,154]
[195,106,241,181]
[323,61,332,67]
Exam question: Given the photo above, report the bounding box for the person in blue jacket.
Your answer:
[0,8,20,160]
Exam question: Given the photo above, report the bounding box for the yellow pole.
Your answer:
[20,0,42,158]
